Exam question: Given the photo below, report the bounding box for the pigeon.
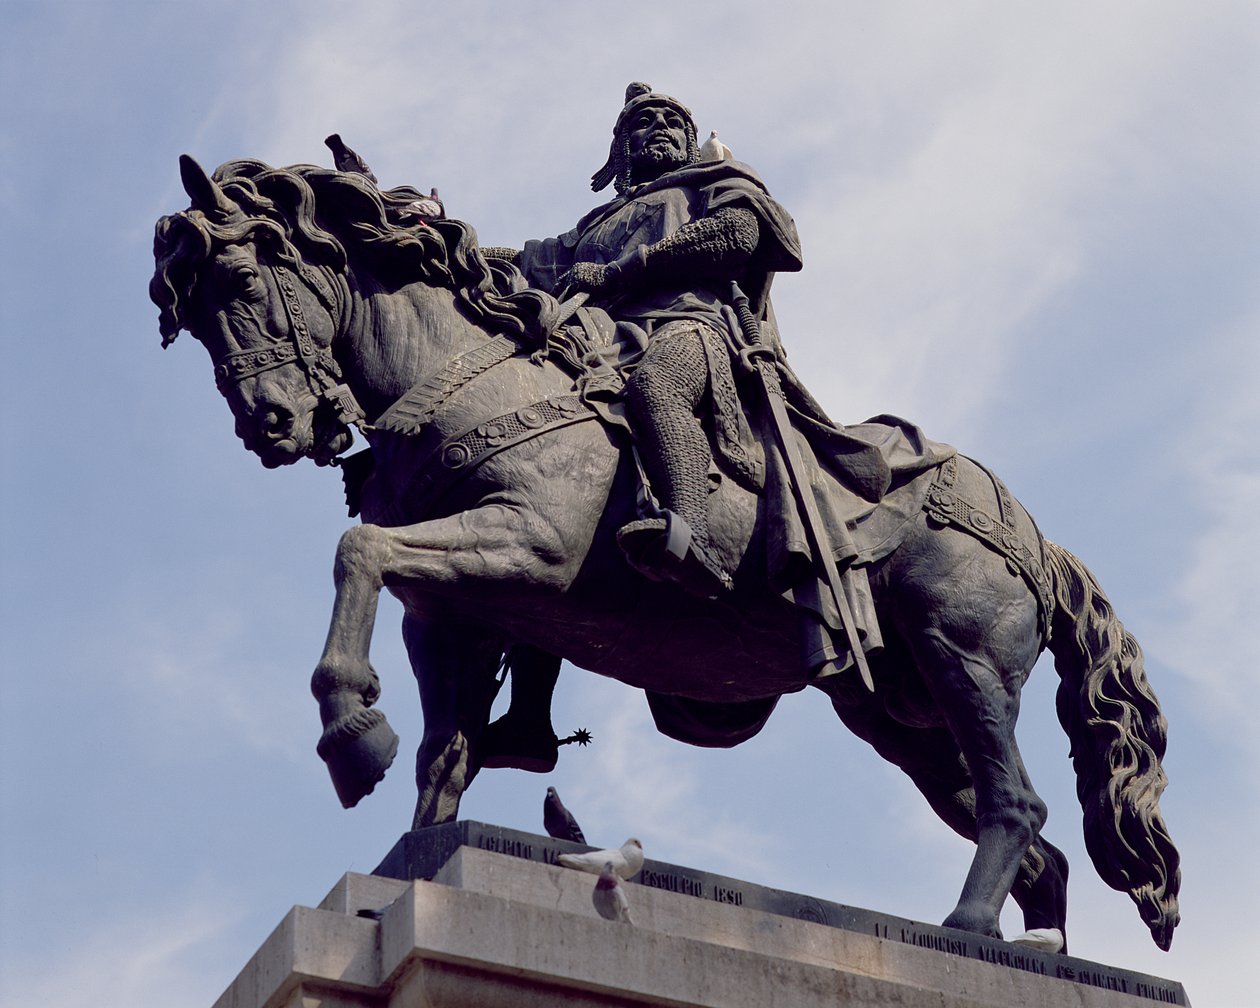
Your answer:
[403,187,444,222]
[324,134,378,183]
[558,838,644,880]
[1012,928,1065,954]
[699,129,733,162]
[592,861,634,924]
[543,786,586,844]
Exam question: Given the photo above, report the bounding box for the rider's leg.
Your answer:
[482,645,563,772]
[621,323,730,594]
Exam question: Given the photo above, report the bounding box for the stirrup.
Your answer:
[617,512,733,599]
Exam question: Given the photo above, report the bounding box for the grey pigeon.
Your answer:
[543,786,586,843]
[324,134,378,183]
[558,838,644,880]
[592,861,634,923]
[404,187,444,221]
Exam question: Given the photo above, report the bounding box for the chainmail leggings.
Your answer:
[624,323,721,546]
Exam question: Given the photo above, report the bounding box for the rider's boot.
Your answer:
[480,645,562,772]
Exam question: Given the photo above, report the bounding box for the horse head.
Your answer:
[151,156,357,468]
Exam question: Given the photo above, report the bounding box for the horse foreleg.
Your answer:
[312,522,401,809]
[311,505,576,810]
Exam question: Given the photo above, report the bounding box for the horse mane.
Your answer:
[151,159,559,347]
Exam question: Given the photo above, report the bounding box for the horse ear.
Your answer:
[180,154,241,224]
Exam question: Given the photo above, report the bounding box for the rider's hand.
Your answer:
[556,261,612,300]
[556,247,647,301]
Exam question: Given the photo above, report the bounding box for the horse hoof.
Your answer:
[317,707,400,808]
[942,903,1002,939]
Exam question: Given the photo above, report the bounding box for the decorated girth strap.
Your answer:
[370,395,594,526]
[923,455,1054,640]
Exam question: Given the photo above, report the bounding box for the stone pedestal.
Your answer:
[214,822,1188,1008]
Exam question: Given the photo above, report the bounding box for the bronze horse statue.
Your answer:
[151,156,1180,952]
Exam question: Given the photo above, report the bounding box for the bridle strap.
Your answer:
[212,262,367,428]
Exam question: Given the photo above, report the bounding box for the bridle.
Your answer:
[211,257,366,428]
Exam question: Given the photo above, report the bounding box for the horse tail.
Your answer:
[1043,540,1181,950]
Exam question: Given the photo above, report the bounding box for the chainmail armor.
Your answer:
[640,207,759,282]
[624,323,724,547]
[479,246,522,266]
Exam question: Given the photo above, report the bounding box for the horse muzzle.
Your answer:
[238,401,313,467]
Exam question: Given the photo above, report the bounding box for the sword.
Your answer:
[729,282,874,691]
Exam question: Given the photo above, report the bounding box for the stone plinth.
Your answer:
[214,824,1188,1008]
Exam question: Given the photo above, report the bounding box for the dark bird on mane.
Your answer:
[543,786,586,843]
[325,133,378,184]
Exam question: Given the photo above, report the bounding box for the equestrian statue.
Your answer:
[150,83,1180,953]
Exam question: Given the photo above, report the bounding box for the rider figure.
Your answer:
[515,81,804,596]
[480,83,808,769]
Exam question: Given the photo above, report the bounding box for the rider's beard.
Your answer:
[630,138,687,182]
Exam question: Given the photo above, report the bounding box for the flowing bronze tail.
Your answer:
[1044,540,1181,950]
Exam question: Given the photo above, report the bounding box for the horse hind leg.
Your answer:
[903,626,1047,940]
[403,614,507,830]
[1012,832,1070,950]
[823,683,1066,943]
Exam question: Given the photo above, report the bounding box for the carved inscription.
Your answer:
[476,835,534,860]
[639,868,704,898]
[980,945,1047,975]
[1055,965,1129,994]
[1132,981,1182,1004]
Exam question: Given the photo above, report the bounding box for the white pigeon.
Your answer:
[592,861,634,924]
[1011,928,1065,954]
[699,129,733,162]
[558,837,644,880]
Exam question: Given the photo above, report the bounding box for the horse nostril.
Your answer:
[261,408,292,440]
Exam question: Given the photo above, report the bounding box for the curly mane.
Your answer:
[151,159,558,347]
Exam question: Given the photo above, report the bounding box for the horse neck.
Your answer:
[341,277,489,421]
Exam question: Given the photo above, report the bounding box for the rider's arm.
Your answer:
[558,207,760,298]
[612,206,760,288]
[480,247,522,266]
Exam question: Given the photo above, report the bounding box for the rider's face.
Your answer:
[626,105,689,181]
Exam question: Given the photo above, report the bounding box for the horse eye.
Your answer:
[231,264,263,295]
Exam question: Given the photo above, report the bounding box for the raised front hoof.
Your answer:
[617,515,732,599]
[316,707,400,808]
[942,903,1003,940]
[480,715,559,773]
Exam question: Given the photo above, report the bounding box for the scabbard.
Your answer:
[730,283,874,691]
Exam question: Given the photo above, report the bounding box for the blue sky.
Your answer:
[2,3,1257,1005]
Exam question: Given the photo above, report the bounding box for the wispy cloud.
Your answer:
[3,890,246,1008]
[1148,314,1260,766]
[115,607,314,765]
